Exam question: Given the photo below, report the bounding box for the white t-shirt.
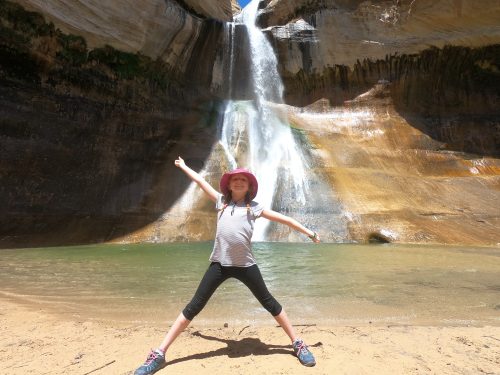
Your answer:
[209,193,265,267]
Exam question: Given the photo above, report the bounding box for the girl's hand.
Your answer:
[175,156,185,168]
[261,210,321,243]
[174,156,218,202]
[309,231,321,243]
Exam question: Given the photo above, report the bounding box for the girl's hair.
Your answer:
[222,191,251,206]
[219,188,256,218]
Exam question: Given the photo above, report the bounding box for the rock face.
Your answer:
[262,0,500,53]
[14,0,233,64]
[260,0,500,101]
[254,0,499,245]
[1,0,499,247]
[280,44,499,156]
[288,85,500,245]
[0,0,233,247]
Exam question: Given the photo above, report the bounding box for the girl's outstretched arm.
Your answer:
[175,156,219,202]
[261,209,320,243]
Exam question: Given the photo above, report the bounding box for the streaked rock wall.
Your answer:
[255,0,500,245]
[14,0,233,67]
[259,0,499,157]
[287,84,500,246]
[0,0,232,247]
[260,0,500,100]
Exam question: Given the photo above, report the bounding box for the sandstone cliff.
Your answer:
[255,0,499,245]
[15,0,235,51]
[0,0,233,246]
[257,0,499,156]
[262,0,499,62]
[259,1,499,99]
[1,0,499,247]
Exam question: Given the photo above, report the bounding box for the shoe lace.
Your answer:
[144,350,160,365]
[295,341,309,355]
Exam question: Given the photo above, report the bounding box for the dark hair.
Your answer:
[222,191,251,206]
[219,191,255,219]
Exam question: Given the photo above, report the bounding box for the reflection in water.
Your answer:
[0,243,498,326]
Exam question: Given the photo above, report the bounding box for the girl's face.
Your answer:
[229,174,250,196]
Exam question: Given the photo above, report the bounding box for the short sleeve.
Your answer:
[215,193,225,210]
[250,201,265,218]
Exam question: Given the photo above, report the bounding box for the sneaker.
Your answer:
[134,349,167,375]
[293,338,316,367]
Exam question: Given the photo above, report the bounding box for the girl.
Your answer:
[134,156,320,375]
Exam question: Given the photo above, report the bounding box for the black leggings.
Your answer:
[182,262,282,321]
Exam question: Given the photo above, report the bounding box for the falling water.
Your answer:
[227,21,236,99]
[220,0,312,240]
[158,0,350,243]
[219,21,238,170]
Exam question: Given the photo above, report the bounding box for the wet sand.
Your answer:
[1,298,498,375]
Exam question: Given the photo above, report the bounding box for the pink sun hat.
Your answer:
[220,168,259,200]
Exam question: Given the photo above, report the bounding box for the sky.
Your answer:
[238,0,252,9]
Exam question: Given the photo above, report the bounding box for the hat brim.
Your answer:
[220,169,258,200]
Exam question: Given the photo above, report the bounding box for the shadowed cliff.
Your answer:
[279,45,500,157]
[0,1,229,247]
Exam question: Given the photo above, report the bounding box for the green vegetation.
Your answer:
[0,0,179,93]
[89,46,141,79]
[57,34,87,66]
[0,0,53,37]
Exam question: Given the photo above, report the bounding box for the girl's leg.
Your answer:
[233,265,297,342]
[156,310,298,351]
[158,262,226,354]
[158,312,191,352]
[273,309,298,343]
[134,263,227,374]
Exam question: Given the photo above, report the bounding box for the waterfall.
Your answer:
[157,0,350,243]
[219,0,311,241]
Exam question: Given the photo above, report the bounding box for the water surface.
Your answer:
[1,243,499,326]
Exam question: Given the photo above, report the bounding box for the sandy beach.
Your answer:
[1,298,498,375]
